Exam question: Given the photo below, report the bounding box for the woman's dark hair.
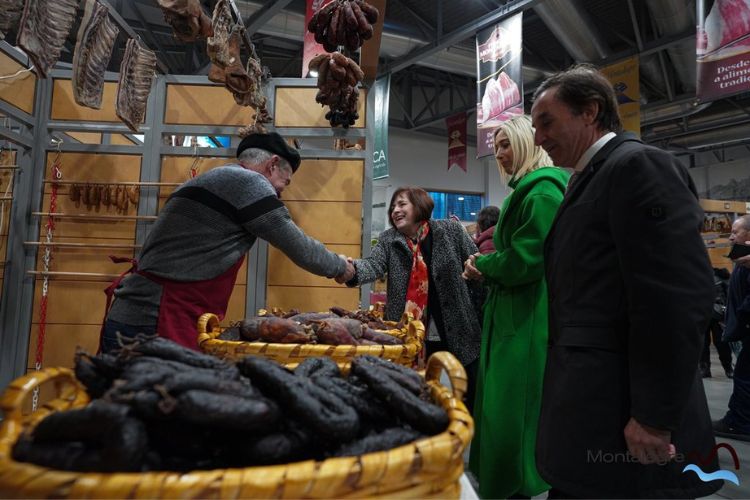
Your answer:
[533,63,623,133]
[476,205,500,232]
[388,187,434,226]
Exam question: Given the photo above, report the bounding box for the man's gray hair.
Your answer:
[238,147,292,170]
[738,214,750,230]
[238,147,272,165]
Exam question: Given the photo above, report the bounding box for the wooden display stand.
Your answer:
[700,198,750,272]
[0,44,371,381]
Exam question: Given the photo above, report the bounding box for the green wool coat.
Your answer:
[468,167,569,499]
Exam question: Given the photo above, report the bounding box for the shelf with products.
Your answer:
[699,198,749,271]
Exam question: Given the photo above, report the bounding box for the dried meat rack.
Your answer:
[0,9,376,393]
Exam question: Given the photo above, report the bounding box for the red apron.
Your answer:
[102,255,245,350]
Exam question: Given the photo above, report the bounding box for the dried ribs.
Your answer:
[17,0,78,78]
[116,39,157,133]
[72,0,120,109]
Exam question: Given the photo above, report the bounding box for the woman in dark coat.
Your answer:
[346,187,483,409]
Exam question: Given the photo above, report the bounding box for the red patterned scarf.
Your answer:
[404,221,430,321]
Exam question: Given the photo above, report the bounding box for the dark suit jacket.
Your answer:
[536,133,722,498]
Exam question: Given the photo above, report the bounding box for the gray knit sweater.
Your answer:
[108,165,346,326]
[348,219,483,365]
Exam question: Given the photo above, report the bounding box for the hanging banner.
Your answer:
[302,0,335,77]
[373,74,391,179]
[446,112,467,172]
[601,56,641,135]
[476,13,524,159]
[696,0,750,102]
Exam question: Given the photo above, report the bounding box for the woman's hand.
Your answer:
[462,253,483,281]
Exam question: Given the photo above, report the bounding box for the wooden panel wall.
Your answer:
[165,84,252,125]
[0,150,16,301]
[51,80,122,123]
[274,88,366,128]
[29,153,141,371]
[265,158,363,312]
[0,51,36,114]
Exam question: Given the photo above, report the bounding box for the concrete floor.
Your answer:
[463,349,750,498]
[703,349,749,499]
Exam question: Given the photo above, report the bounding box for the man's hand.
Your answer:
[623,417,676,465]
[735,240,750,269]
[462,252,483,281]
[335,255,355,284]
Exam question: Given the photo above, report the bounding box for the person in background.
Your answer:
[700,266,733,378]
[462,115,568,499]
[101,132,354,352]
[473,205,500,255]
[530,64,720,498]
[340,186,483,411]
[713,214,750,440]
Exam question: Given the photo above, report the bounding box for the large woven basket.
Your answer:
[0,352,472,499]
[197,312,426,368]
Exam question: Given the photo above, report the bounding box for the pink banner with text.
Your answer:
[696,0,750,102]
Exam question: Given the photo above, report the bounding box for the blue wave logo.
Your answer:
[683,464,740,485]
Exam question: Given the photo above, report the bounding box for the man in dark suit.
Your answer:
[714,214,750,440]
[530,64,721,498]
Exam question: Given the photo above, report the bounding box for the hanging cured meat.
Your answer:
[72,0,120,110]
[207,0,233,68]
[0,0,24,40]
[116,39,157,133]
[16,0,78,78]
[156,0,213,43]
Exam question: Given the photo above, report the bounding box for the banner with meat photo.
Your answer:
[475,13,523,158]
[696,0,750,102]
[302,0,336,77]
[446,112,467,172]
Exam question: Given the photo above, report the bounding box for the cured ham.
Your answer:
[480,72,521,123]
[703,0,750,53]
[17,0,78,78]
[207,0,233,68]
[72,0,120,109]
[157,0,213,42]
[116,39,157,133]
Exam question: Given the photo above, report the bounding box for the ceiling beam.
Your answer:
[399,2,435,39]
[380,0,546,76]
[242,0,294,36]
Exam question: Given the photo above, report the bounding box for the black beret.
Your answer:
[236,132,301,172]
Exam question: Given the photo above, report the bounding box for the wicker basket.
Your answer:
[0,352,472,499]
[197,312,426,368]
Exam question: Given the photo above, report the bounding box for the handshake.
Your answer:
[335,255,356,284]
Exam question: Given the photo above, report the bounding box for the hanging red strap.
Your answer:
[33,153,62,409]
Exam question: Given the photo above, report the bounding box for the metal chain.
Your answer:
[32,149,62,411]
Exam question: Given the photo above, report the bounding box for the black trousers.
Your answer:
[425,339,477,414]
[700,319,733,371]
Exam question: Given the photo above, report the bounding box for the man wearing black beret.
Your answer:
[100,132,355,352]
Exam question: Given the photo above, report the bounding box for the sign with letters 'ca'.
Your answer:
[373,74,391,180]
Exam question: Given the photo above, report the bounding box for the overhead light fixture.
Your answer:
[470,212,476,216]
[458,196,464,201]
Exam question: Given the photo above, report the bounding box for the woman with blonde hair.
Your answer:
[463,114,569,499]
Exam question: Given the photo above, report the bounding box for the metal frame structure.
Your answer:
[0,61,373,389]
